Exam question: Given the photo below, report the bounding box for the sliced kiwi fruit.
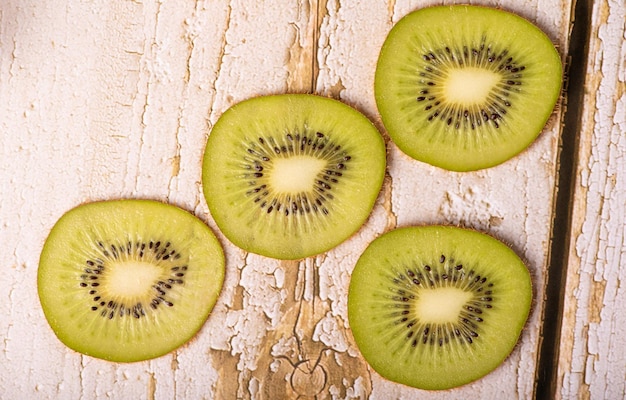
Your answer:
[38,200,225,362]
[375,5,562,171]
[348,225,532,390]
[202,94,386,260]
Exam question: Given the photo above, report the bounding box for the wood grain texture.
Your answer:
[2,0,617,399]
[558,0,626,399]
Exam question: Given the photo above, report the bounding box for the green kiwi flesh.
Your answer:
[202,94,386,260]
[375,5,562,171]
[348,226,532,390]
[38,200,225,362]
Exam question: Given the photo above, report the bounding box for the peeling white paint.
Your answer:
[312,312,349,352]
[439,187,504,231]
[559,0,626,399]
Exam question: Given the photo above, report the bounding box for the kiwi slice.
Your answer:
[375,5,562,171]
[38,200,225,362]
[202,94,386,260]
[348,225,532,390]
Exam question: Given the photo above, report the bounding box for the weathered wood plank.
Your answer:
[558,0,626,398]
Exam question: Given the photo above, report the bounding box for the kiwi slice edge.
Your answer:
[38,199,225,362]
[375,5,563,171]
[348,225,532,390]
[202,94,387,260]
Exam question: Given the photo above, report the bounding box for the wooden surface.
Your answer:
[558,0,626,399]
[0,0,622,399]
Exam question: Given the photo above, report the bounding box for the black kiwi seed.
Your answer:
[242,131,352,215]
[385,257,495,349]
[82,239,186,318]
[414,40,524,131]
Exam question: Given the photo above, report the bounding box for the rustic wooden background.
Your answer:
[0,0,623,399]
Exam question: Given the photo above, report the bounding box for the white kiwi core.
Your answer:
[415,287,473,323]
[269,156,327,193]
[443,67,500,106]
[104,261,163,299]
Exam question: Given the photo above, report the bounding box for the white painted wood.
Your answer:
[0,0,588,398]
[558,0,626,399]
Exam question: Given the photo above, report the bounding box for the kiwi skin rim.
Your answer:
[202,93,387,260]
[375,5,563,171]
[37,199,226,363]
[348,225,532,390]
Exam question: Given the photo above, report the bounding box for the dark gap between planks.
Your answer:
[535,0,594,397]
